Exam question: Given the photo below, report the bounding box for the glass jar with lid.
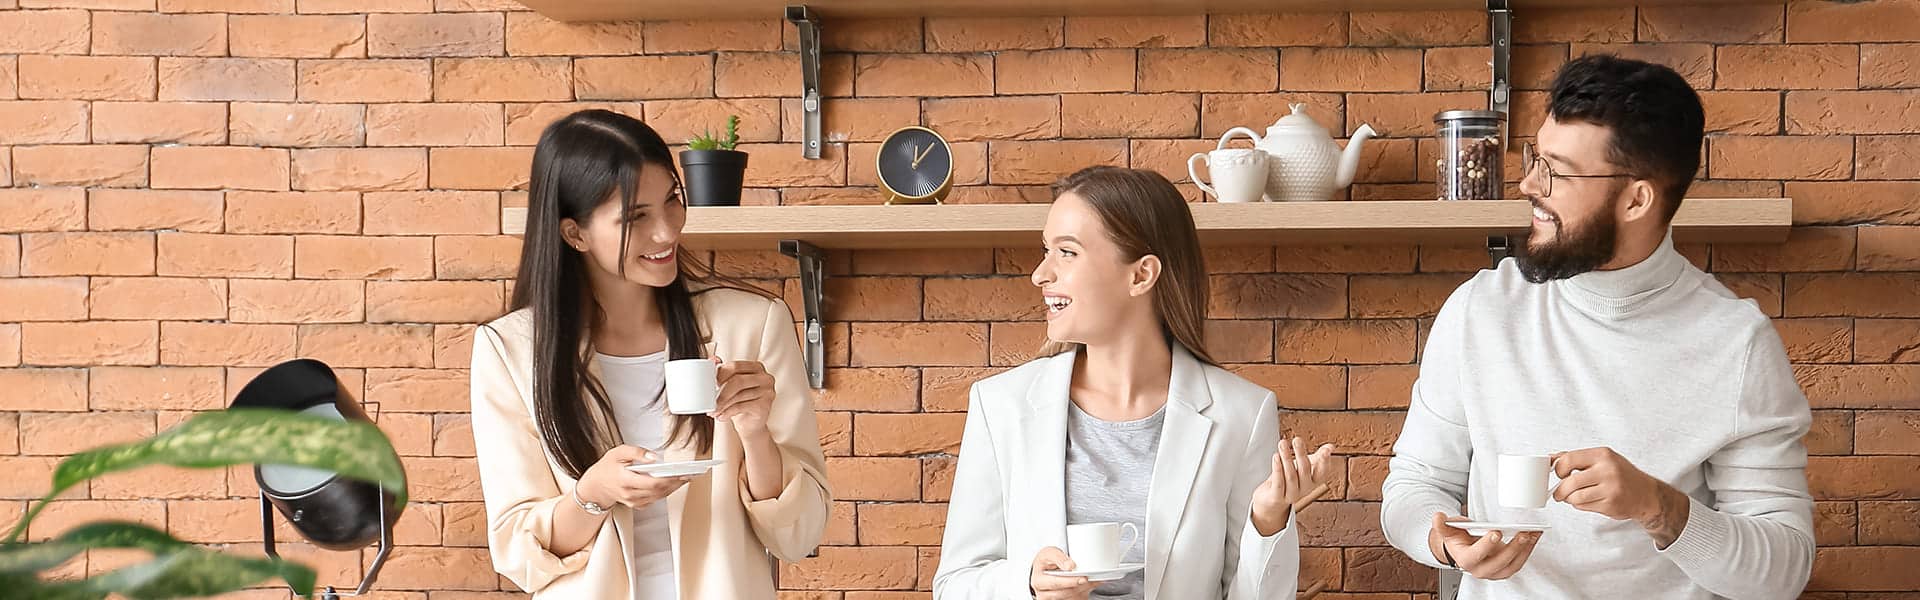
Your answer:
[1433,110,1506,201]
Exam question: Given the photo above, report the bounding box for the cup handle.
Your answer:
[1187,153,1217,198]
[1219,126,1263,149]
[1119,522,1140,560]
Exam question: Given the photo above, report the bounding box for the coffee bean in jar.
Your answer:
[1433,110,1506,201]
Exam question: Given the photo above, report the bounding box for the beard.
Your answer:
[1517,194,1620,284]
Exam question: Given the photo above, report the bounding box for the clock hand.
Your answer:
[912,143,934,169]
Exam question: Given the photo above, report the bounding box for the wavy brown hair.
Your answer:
[1037,166,1216,366]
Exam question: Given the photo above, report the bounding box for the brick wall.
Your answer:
[0,0,1916,598]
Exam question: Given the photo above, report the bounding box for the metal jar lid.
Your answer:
[1434,109,1506,124]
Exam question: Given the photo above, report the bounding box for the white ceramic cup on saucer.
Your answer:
[1065,522,1140,572]
[1499,454,1552,509]
[1188,148,1269,204]
[664,359,719,415]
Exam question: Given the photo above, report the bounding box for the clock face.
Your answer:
[877,127,952,199]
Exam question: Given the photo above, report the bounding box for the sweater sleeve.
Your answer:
[1380,279,1476,569]
[1655,326,1815,599]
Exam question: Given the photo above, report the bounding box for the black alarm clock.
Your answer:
[876,126,953,204]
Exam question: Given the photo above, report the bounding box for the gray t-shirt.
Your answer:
[1064,401,1165,600]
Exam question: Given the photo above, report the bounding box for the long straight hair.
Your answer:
[508,109,771,480]
[1037,166,1216,366]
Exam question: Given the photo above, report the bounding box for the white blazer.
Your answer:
[933,344,1300,600]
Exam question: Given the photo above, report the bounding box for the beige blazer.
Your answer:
[469,288,831,599]
[933,344,1299,600]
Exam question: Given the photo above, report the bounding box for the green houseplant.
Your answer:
[0,409,407,599]
[681,115,749,207]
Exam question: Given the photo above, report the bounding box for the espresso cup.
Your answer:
[1188,148,1268,204]
[1499,454,1552,509]
[664,359,719,415]
[1065,521,1140,572]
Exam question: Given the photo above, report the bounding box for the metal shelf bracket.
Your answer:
[786,5,823,160]
[781,240,827,389]
[1487,0,1514,267]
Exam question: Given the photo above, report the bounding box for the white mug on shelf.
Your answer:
[1188,148,1268,204]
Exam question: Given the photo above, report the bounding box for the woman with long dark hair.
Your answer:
[934,167,1335,600]
[470,109,829,598]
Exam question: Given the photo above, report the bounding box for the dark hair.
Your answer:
[506,109,766,479]
[1038,166,1215,366]
[1547,53,1705,222]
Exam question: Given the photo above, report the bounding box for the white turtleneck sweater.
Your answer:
[1381,234,1815,600]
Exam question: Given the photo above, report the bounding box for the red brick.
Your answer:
[298,0,432,12]
[158,57,293,102]
[25,500,165,542]
[1797,365,1920,409]
[1568,43,1714,89]
[1789,0,1920,43]
[22,321,158,366]
[736,142,847,188]
[1775,318,1854,364]
[366,280,503,323]
[780,545,917,590]
[227,15,364,59]
[644,19,782,53]
[298,324,434,368]
[10,145,148,187]
[503,12,644,56]
[158,322,295,367]
[89,277,226,321]
[3,323,21,366]
[21,232,154,276]
[1785,181,1920,226]
[427,147,533,191]
[851,249,994,275]
[917,367,1000,413]
[1229,364,1344,410]
[0,277,87,321]
[1141,48,1276,93]
[1279,47,1422,93]
[224,191,359,234]
[1346,92,1482,137]
[801,18,922,53]
[1717,44,1859,90]
[432,324,475,369]
[297,59,431,102]
[364,192,499,236]
[988,321,1049,366]
[433,57,570,103]
[0,9,90,54]
[926,17,1061,52]
[1857,135,1920,180]
[151,146,291,191]
[857,502,948,546]
[433,413,474,457]
[919,96,1058,142]
[995,49,1134,94]
[1209,273,1346,319]
[1721,273,1785,317]
[1515,7,1634,43]
[367,13,503,57]
[812,369,921,416]
[1273,319,1417,365]
[1295,500,1387,546]
[433,235,519,280]
[1208,12,1345,47]
[572,55,712,100]
[853,413,965,457]
[1124,138,1215,185]
[87,366,223,411]
[1857,319,1920,363]
[1789,90,1920,135]
[1060,93,1198,139]
[366,367,468,412]
[1808,409,1856,456]
[1065,15,1204,48]
[504,101,645,145]
[1860,501,1920,544]
[1809,456,1920,500]
[1857,411,1920,455]
[91,101,226,144]
[1349,10,1486,47]
[1714,227,1858,272]
[1205,319,1274,363]
[921,277,1044,322]
[0,57,13,101]
[1863,43,1920,89]
[1701,91,1783,136]
[855,54,992,97]
[228,279,365,323]
[0,100,87,144]
[0,368,87,411]
[850,322,986,368]
[92,11,226,57]
[20,411,153,455]
[291,147,427,192]
[229,102,364,147]
[1349,273,1472,318]
[159,0,291,11]
[1786,274,1920,318]
[1424,45,1567,92]
[366,103,503,146]
[375,546,495,590]
[19,55,157,101]
[156,232,293,278]
[0,187,85,233]
[718,52,852,99]
[987,140,1127,185]
[1639,5,1785,43]
[295,235,434,279]
[1709,136,1853,181]
[646,98,782,145]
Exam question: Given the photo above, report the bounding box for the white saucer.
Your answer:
[1044,563,1144,582]
[626,459,724,478]
[1449,521,1553,538]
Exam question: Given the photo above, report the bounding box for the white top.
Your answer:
[1381,234,1815,599]
[594,350,679,600]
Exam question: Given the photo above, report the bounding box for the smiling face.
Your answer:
[561,162,687,289]
[1031,191,1160,347]
[1515,116,1629,283]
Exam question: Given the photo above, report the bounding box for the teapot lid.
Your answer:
[1269,103,1327,134]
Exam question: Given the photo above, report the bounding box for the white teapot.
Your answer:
[1219,103,1377,202]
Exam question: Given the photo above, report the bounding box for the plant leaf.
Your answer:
[0,521,185,574]
[5,409,406,543]
[0,523,315,599]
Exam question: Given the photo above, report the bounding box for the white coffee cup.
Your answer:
[664,359,719,415]
[1065,522,1140,572]
[1188,148,1269,204]
[1499,454,1552,509]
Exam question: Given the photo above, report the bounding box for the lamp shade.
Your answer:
[230,359,405,552]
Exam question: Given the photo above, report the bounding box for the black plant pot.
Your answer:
[680,149,749,207]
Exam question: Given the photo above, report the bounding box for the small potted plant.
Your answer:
[681,115,749,207]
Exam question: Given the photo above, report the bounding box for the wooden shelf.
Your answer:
[518,0,1776,22]
[674,198,1790,250]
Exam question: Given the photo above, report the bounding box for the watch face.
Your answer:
[878,128,951,198]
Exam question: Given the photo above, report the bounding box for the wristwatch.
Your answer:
[572,486,609,516]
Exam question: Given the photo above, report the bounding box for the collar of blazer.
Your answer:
[1015,342,1218,593]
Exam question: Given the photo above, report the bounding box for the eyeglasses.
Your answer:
[1520,142,1635,198]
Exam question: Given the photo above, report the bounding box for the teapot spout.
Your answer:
[1335,123,1378,189]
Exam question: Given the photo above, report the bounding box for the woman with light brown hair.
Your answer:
[934,166,1335,600]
